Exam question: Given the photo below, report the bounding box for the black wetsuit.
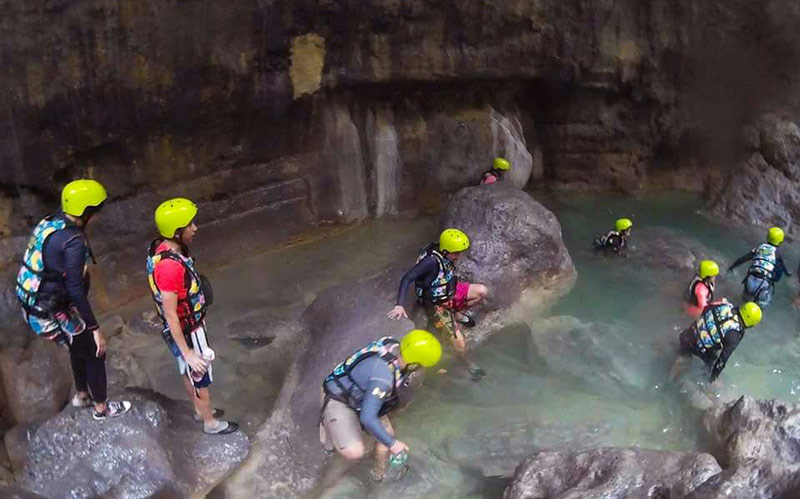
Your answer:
[592,230,627,255]
[679,308,746,382]
[395,256,440,306]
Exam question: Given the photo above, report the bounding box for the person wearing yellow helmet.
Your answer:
[591,218,633,256]
[320,330,441,481]
[727,227,791,308]
[685,260,719,317]
[15,179,131,420]
[670,301,762,383]
[480,157,512,185]
[387,228,488,381]
[145,198,237,435]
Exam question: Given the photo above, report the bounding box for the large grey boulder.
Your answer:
[17,390,249,499]
[628,226,725,272]
[504,448,721,499]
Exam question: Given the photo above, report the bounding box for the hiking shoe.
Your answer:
[467,363,487,382]
[456,313,476,328]
[203,420,239,435]
[193,408,224,422]
[92,400,132,420]
[71,394,93,408]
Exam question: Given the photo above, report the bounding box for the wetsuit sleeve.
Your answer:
[695,284,710,310]
[728,251,754,272]
[775,255,791,281]
[395,256,439,306]
[62,235,99,331]
[710,329,743,382]
[358,379,396,447]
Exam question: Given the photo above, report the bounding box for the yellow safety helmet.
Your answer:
[155,198,198,238]
[493,157,512,171]
[615,218,633,232]
[400,329,442,367]
[439,228,470,253]
[768,227,784,246]
[61,179,107,217]
[699,260,720,279]
[739,302,763,328]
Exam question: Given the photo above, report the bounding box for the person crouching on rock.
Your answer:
[591,218,632,256]
[320,330,441,481]
[16,180,131,420]
[669,301,762,383]
[146,198,237,435]
[727,227,791,309]
[685,260,719,317]
[480,157,511,185]
[387,228,489,381]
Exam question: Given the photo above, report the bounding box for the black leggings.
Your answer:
[68,330,107,403]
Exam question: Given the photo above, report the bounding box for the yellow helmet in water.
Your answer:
[439,228,470,253]
[400,329,442,367]
[739,302,763,328]
[615,218,633,232]
[62,179,107,217]
[155,198,198,238]
[493,157,512,171]
[699,260,720,279]
[768,227,784,246]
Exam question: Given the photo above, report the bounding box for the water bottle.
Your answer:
[189,348,215,383]
[389,451,408,467]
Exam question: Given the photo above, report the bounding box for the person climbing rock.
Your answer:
[592,218,633,256]
[16,179,131,420]
[146,198,237,435]
[480,157,511,185]
[685,260,719,317]
[727,227,791,308]
[320,330,441,482]
[669,301,762,383]
[387,228,489,381]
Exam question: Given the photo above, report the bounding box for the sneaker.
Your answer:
[455,312,476,328]
[193,408,224,422]
[203,420,239,435]
[92,400,132,420]
[71,394,93,408]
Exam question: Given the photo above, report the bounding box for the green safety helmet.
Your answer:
[62,179,107,217]
[768,227,784,246]
[615,218,633,232]
[699,260,720,279]
[400,329,442,367]
[739,302,763,328]
[439,228,470,253]
[493,157,511,171]
[155,198,198,238]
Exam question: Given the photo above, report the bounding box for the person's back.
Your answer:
[325,355,395,410]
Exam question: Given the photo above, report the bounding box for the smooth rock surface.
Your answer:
[628,226,725,272]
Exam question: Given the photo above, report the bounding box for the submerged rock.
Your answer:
[17,390,249,499]
[628,226,724,272]
[504,447,721,499]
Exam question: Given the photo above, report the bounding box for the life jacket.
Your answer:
[414,243,456,304]
[693,303,743,350]
[481,170,500,185]
[685,276,714,306]
[592,230,625,252]
[146,241,208,335]
[323,337,405,416]
[748,243,777,282]
[15,215,89,318]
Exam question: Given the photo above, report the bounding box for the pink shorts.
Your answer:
[450,282,471,311]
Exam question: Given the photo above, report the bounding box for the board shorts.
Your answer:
[164,322,214,388]
[319,396,391,452]
[23,305,86,344]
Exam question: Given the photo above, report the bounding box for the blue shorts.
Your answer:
[744,275,773,308]
[162,322,213,388]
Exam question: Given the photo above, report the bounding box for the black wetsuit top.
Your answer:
[395,255,440,306]
[729,247,791,282]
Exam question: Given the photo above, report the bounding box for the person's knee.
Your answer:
[451,335,466,352]
[338,442,366,461]
[474,284,488,299]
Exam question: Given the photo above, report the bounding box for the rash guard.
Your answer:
[395,255,440,306]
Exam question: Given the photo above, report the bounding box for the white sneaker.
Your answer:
[92,400,132,420]
[71,394,93,408]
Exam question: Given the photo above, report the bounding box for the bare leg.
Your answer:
[372,416,396,481]
[465,283,488,308]
[181,376,216,426]
[669,355,689,382]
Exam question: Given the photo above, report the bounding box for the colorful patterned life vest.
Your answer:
[415,244,456,304]
[324,337,404,414]
[685,276,715,306]
[694,303,742,350]
[15,216,87,314]
[748,243,777,281]
[146,242,207,334]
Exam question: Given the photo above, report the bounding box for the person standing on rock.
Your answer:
[320,329,441,481]
[387,228,489,381]
[146,198,237,435]
[669,301,762,383]
[727,227,791,308]
[15,179,132,420]
[592,218,633,256]
[685,260,720,317]
[480,157,511,185]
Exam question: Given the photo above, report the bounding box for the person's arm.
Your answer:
[62,236,98,331]
[776,255,791,281]
[394,257,438,307]
[359,382,396,448]
[694,283,711,310]
[161,292,207,373]
[710,330,743,382]
[728,251,754,272]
